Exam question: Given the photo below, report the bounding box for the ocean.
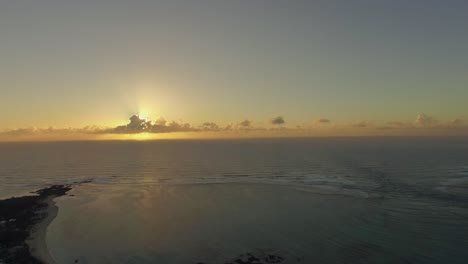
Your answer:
[1,137,468,263]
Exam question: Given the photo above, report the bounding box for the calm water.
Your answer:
[1,138,468,263]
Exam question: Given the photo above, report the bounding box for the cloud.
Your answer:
[386,121,410,128]
[414,113,436,127]
[200,122,220,131]
[315,118,331,125]
[2,114,467,140]
[111,115,152,134]
[154,117,167,126]
[0,126,103,136]
[0,116,266,138]
[234,120,256,130]
[439,118,465,129]
[317,118,330,123]
[155,120,195,133]
[383,114,437,129]
[239,120,252,127]
[450,118,464,126]
[351,121,369,128]
[102,115,197,134]
[271,116,285,125]
[222,120,265,131]
[382,115,467,130]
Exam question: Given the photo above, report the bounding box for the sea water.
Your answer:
[1,138,467,263]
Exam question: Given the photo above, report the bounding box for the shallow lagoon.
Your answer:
[47,182,468,264]
[1,138,468,263]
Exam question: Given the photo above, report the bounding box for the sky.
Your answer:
[1,0,467,140]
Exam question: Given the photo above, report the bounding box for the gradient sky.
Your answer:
[1,0,468,138]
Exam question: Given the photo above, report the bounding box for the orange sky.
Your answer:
[1,114,467,142]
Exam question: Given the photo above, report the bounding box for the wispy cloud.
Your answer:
[351,121,370,128]
[325,114,468,132]
[385,121,410,128]
[0,126,103,136]
[382,114,466,130]
[450,118,464,126]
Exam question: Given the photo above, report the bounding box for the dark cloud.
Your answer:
[316,118,331,124]
[222,120,265,131]
[154,120,195,133]
[313,118,331,126]
[154,117,167,126]
[102,115,197,134]
[111,115,152,134]
[239,120,252,127]
[271,116,285,125]
[200,122,220,131]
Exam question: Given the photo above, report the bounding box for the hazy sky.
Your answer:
[1,0,467,139]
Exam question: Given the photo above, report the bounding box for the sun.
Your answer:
[137,107,151,121]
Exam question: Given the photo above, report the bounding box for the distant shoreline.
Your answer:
[0,184,78,264]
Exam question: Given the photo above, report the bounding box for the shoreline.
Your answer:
[26,196,59,264]
[0,185,73,264]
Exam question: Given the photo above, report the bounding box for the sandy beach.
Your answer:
[27,196,59,264]
[0,185,72,264]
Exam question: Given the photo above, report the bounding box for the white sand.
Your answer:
[27,196,59,264]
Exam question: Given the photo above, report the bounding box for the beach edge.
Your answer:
[26,196,60,264]
[0,185,74,264]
